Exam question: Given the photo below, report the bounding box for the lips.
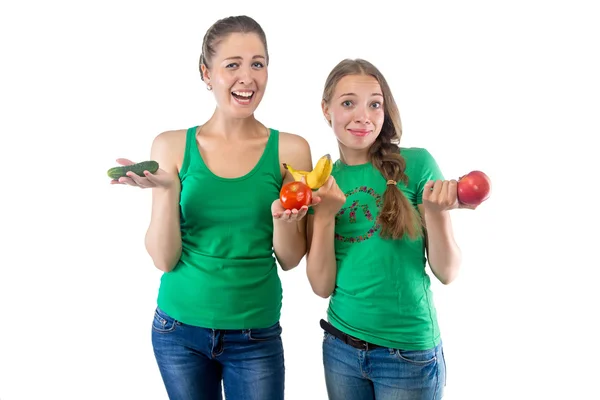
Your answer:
[348,129,371,137]
[231,90,255,105]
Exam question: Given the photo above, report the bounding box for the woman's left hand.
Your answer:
[423,179,477,213]
[271,196,321,222]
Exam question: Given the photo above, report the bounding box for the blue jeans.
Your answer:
[322,331,446,400]
[151,307,285,400]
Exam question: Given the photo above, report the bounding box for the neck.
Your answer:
[339,144,370,166]
[203,108,264,139]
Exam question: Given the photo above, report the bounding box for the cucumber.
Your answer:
[107,160,159,179]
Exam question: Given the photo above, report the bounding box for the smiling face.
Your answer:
[322,74,385,158]
[201,32,268,119]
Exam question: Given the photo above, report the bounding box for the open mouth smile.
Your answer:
[231,90,255,105]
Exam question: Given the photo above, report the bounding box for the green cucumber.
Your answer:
[107,160,159,180]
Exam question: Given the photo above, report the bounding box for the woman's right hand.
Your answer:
[312,176,346,219]
[110,158,177,190]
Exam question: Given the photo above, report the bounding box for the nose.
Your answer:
[237,66,253,85]
[354,107,371,124]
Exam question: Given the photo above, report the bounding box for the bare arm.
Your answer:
[144,131,185,272]
[306,214,338,298]
[305,176,346,298]
[418,204,462,285]
[272,133,313,271]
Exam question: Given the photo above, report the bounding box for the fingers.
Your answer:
[273,206,309,222]
[424,180,443,200]
[424,179,463,211]
[423,180,435,200]
[441,180,449,200]
[143,170,162,184]
[124,171,152,188]
[273,208,296,221]
[116,176,136,185]
[115,158,135,166]
[115,171,155,188]
[458,202,478,210]
[110,168,174,190]
[296,206,309,220]
[447,179,458,203]
[424,180,435,192]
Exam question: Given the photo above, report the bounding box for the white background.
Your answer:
[1,0,599,399]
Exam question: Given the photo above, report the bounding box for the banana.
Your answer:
[282,164,310,182]
[283,154,333,189]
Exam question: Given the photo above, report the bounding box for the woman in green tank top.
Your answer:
[110,15,318,400]
[305,59,477,400]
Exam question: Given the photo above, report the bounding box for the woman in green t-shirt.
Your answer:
[306,58,476,400]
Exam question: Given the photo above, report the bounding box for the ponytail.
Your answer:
[369,129,423,240]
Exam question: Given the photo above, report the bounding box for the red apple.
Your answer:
[457,170,491,206]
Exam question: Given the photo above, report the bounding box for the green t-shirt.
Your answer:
[327,147,445,350]
[156,126,283,330]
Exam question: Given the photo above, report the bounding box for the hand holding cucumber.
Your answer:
[108,158,175,189]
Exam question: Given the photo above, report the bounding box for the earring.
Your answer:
[206,84,212,91]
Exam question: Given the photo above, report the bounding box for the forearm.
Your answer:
[306,215,338,298]
[424,210,462,284]
[273,219,307,271]
[145,188,182,272]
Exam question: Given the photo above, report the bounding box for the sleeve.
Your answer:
[416,148,445,204]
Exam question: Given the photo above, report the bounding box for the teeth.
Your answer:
[233,91,253,98]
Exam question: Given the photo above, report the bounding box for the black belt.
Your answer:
[320,319,382,351]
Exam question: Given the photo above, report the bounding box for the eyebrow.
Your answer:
[224,55,266,61]
[338,92,384,98]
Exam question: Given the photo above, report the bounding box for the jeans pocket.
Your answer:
[247,322,282,341]
[394,347,437,365]
[440,346,447,386]
[152,307,178,334]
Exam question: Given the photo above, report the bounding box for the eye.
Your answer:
[252,61,264,68]
[342,100,353,107]
[371,101,382,109]
[225,63,239,68]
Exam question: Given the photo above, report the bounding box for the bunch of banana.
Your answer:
[283,154,333,190]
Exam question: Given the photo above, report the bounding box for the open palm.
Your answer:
[110,158,176,189]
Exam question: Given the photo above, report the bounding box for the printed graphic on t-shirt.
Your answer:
[335,185,383,243]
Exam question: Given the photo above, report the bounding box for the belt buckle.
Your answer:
[348,336,370,351]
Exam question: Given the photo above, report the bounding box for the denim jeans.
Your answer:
[151,307,285,400]
[322,331,446,400]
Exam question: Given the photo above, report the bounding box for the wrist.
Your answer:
[313,213,336,229]
[423,208,451,230]
[423,205,448,219]
[154,186,180,199]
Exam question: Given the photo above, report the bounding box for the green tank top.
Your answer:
[156,126,283,329]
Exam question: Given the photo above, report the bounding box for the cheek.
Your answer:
[330,109,351,128]
[373,110,385,126]
[331,117,349,136]
[212,74,232,88]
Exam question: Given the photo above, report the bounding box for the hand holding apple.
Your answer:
[423,179,461,213]
[423,170,491,213]
[272,181,320,222]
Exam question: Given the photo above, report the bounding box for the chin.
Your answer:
[341,136,376,151]
[228,109,256,119]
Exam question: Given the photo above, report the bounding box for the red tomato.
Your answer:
[280,181,312,210]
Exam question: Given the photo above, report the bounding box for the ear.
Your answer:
[321,100,331,126]
[200,64,211,84]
